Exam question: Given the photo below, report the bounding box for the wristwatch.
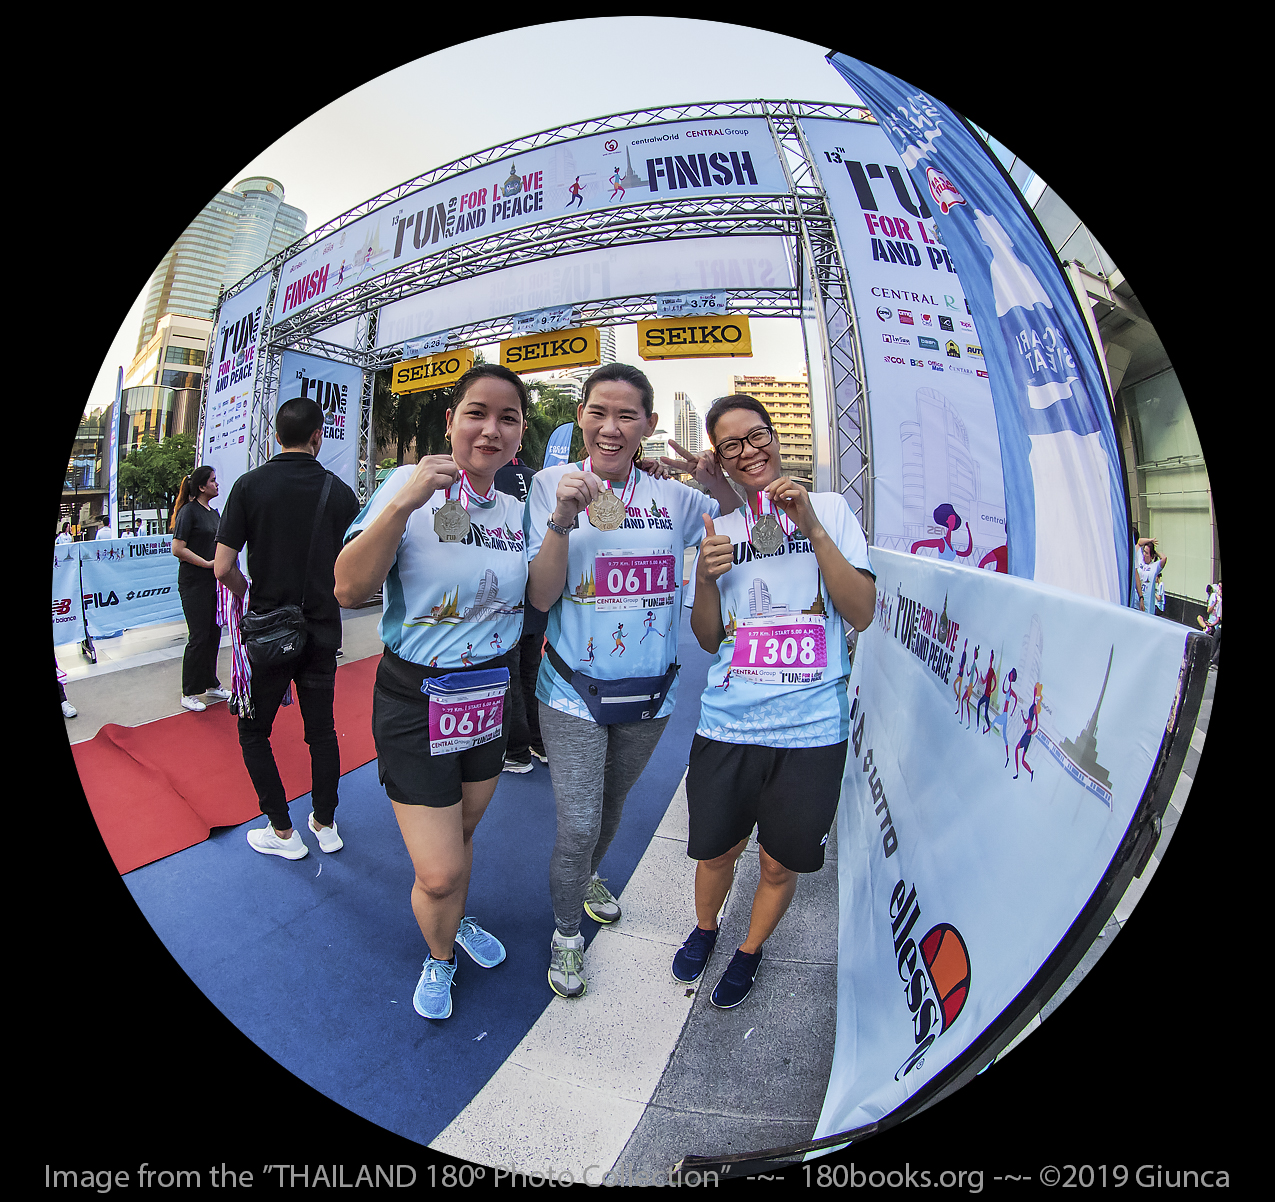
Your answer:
[546,514,578,537]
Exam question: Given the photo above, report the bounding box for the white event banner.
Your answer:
[376,237,792,349]
[801,118,1008,570]
[68,538,183,639]
[275,117,788,324]
[52,544,85,645]
[815,549,1187,1137]
[276,351,363,494]
[205,275,271,506]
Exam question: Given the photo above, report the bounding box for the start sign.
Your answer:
[501,326,600,374]
[636,314,752,360]
[392,348,475,393]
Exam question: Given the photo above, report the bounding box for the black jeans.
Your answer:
[179,573,222,697]
[237,639,339,832]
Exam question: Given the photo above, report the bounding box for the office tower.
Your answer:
[732,374,813,482]
[135,177,307,355]
[673,391,702,455]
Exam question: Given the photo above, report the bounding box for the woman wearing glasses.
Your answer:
[673,394,876,1009]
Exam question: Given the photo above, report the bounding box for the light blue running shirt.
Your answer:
[346,465,529,669]
[527,462,720,722]
[686,492,874,748]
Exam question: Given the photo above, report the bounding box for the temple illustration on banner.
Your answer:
[1039,645,1115,808]
[409,569,521,627]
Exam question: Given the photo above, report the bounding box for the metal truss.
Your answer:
[204,100,878,518]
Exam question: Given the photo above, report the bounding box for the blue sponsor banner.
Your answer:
[826,55,1128,606]
[76,538,182,637]
[815,549,1184,1140]
[278,350,363,495]
[543,422,574,469]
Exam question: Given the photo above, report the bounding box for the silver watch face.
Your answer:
[587,489,626,531]
[750,513,784,556]
[434,498,472,543]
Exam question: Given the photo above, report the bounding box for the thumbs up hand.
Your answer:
[696,513,735,585]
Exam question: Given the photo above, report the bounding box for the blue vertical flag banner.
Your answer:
[277,351,363,494]
[542,422,575,469]
[826,55,1129,605]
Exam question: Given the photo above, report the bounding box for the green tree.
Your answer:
[370,368,423,466]
[117,433,197,523]
[523,384,584,470]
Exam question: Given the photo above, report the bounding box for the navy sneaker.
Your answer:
[671,926,719,984]
[710,947,763,1009]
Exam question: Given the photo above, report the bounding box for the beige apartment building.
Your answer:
[731,374,813,483]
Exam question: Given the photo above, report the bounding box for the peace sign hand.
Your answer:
[660,438,724,490]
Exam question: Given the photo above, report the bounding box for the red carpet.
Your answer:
[72,655,380,874]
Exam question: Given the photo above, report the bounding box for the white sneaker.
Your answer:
[308,812,344,853]
[61,700,78,718]
[247,822,308,859]
[204,686,232,702]
[181,695,207,712]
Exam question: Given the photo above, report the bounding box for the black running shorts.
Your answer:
[685,735,848,873]
[372,647,511,807]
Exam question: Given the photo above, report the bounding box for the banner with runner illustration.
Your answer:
[815,548,1185,1138]
[826,56,1128,605]
[73,537,183,638]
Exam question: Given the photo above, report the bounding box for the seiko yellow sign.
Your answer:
[392,348,475,393]
[637,315,752,360]
[501,327,600,373]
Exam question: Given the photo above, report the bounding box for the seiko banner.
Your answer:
[69,539,183,639]
[392,348,475,394]
[205,275,271,507]
[276,118,788,325]
[501,327,600,374]
[52,544,85,646]
[277,351,363,494]
[814,549,1185,1138]
[637,314,752,360]
[800,117,1008,572]
[827,56,1128,605]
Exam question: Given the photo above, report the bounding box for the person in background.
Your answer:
[1132,536,1167,616]
[494,454,548,773]
[1196,580,1221,666]
[55,522,73,545]
[171,466,231,713]
[95,517,116,540]
[215,397,360,862]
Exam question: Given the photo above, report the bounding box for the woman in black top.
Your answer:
[171,465,231,712]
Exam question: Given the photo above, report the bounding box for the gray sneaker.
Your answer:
[583,875,621,924]
[548,933,587,998]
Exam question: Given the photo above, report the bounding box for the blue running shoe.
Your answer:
[671,926,718,984]
[455,917,506,968]
[413,956,457,1019]
[710,947,763,1009]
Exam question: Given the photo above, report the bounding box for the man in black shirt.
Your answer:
[215,397,361,861]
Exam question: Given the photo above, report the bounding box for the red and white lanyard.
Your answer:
[446,469,498,511]
[584,459,640,509]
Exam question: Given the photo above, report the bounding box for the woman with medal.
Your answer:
[526,363,741,1000]
[334,364,530,1021]
[671,394,877,1009]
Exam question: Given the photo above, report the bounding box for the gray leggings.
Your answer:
[540,702,671,937]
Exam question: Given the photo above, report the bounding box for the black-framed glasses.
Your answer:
[715,426,775,461]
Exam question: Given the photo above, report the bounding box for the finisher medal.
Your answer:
[434,497,471,543]
[587,489,626,531]
[750,513,784,556]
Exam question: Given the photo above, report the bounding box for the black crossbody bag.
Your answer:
[544,642,678,725]
[240,471,333,668]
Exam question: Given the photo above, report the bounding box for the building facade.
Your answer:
[731,374,813,483]
[673,391,702,457]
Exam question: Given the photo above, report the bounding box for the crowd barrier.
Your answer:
[53,537,182,646]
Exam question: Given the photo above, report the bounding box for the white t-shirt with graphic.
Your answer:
[346,465,529,669]
[527,462,720,721]
[686,493,874,749]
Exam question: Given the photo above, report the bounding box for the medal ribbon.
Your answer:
[447,469,498,511]
[744,490,794,543]
[584,459,639,511]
